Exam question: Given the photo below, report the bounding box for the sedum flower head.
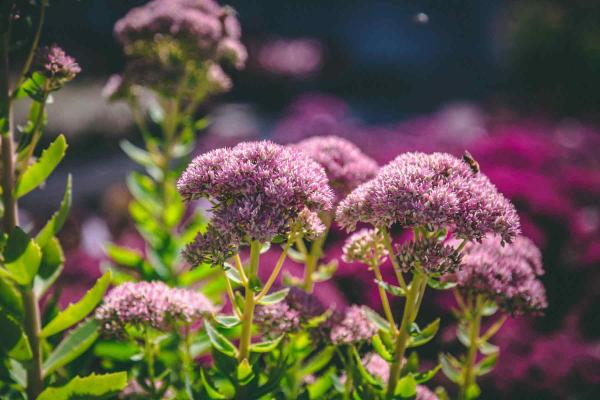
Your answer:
[35,44,81,89]
[113,0,245,96]
[178,141,334,264]
[330,305,378,344]
[342,228,388,266]
[451,235,547,315]
[336,152,520,244]
[95,281,215,335]
[395,236,462,275]
[254,287,326,339]
[293,135,378,199]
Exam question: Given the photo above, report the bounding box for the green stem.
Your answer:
[460,295,483,400]
[255,239,291,301]
[237,241,261,362]
[380,227,407,290]
[302,213,331,293]
[145,331,157,395]
[22,288,43,399]
[372,263,397,335]
[386,273,427,398]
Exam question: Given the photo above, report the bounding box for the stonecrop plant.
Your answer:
[0,1,126,399]
[1,0,550,399]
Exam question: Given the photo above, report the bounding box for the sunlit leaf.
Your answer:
[250,335,283,353]
[36,372,127,400]
[40,271,112,337]
[3,227,41,285]
[16,134,67,198]
[43,319,99,376]
[36,175,72,248]
[257,288,289,305]
[204,321,237,358]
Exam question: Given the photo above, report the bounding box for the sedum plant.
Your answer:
[103,0,247,287]
[441,235,547,400]
[336,151,520,399]
[0,1,126,398]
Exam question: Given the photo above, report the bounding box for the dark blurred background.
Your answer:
[11,0,600,398]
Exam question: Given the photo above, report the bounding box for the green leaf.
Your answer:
[257,288,289,305]
[374,279,406,296]
[408,318,440,348]
[0,277,23,318]
[372,334,393,362]
[120,140,154,168]
[299,346,335,376]
[307,368,335,398]
[0,308,32,361]
[287,247,306,263]
[3,227,41,286]
[413,364,441,384]
[40,271,112,337]
[37,372,128,400]
[439,353,461,383]
[363,307,392,332]
[43,319,99,376]
[36,175,72,248]
[236,358,254,385]
[395,374,417,397]
[214,314,241,328]
[476,352,498,376]
[224,264,243,286]
[105,244,146,269]
[465,383,481,399]
[250,335,283,353]
[16,134,67,198]
[351,346,383,388]
[478,340,499,355]
[312,259,338,283]
[126,172,161,216]
[480,302,498,317]
[457,321,471,347]
[204,321,237,358]
[93,340,139,362]
[20,72,47,102]
[427,278,457,290]
[34,237,65,297]
[200,369,227,399]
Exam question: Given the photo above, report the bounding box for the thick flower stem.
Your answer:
[380,227,407,290]
[237,241,261,362]
[372,264,397,335]
[386,273,427,398]
[459,295,483,400]
[302,214,331,293]
[22,288,43,399]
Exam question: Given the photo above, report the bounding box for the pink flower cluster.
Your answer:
[178,141,334,264]
[111,0,246,96]
[395,236,461,275]
[452,235,547,315]
[342,228,388,266]
[293,135,379,200]
[337,152,520,244]
[330,305,378,344]
[95,281,215,335]
[35,44,81,89]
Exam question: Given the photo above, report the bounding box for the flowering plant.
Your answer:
[0,1,554,399]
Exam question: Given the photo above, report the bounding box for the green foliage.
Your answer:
[256,287,289,305]
[2,227,41,286]
[43,319,99,377]
[35,175,72,248]
[0,309,32,361]
[40,271,112,337]
[204,321,238,358]
[36,372,128,400]
[15,134,67,198]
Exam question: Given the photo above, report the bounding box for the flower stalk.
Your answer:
[237,240,262,362]
[459,294,483,400]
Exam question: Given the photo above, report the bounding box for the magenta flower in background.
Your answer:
[293,135,379,200]
[95,281,215,335]
[336,152,520,244]
[256,37,323,77]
